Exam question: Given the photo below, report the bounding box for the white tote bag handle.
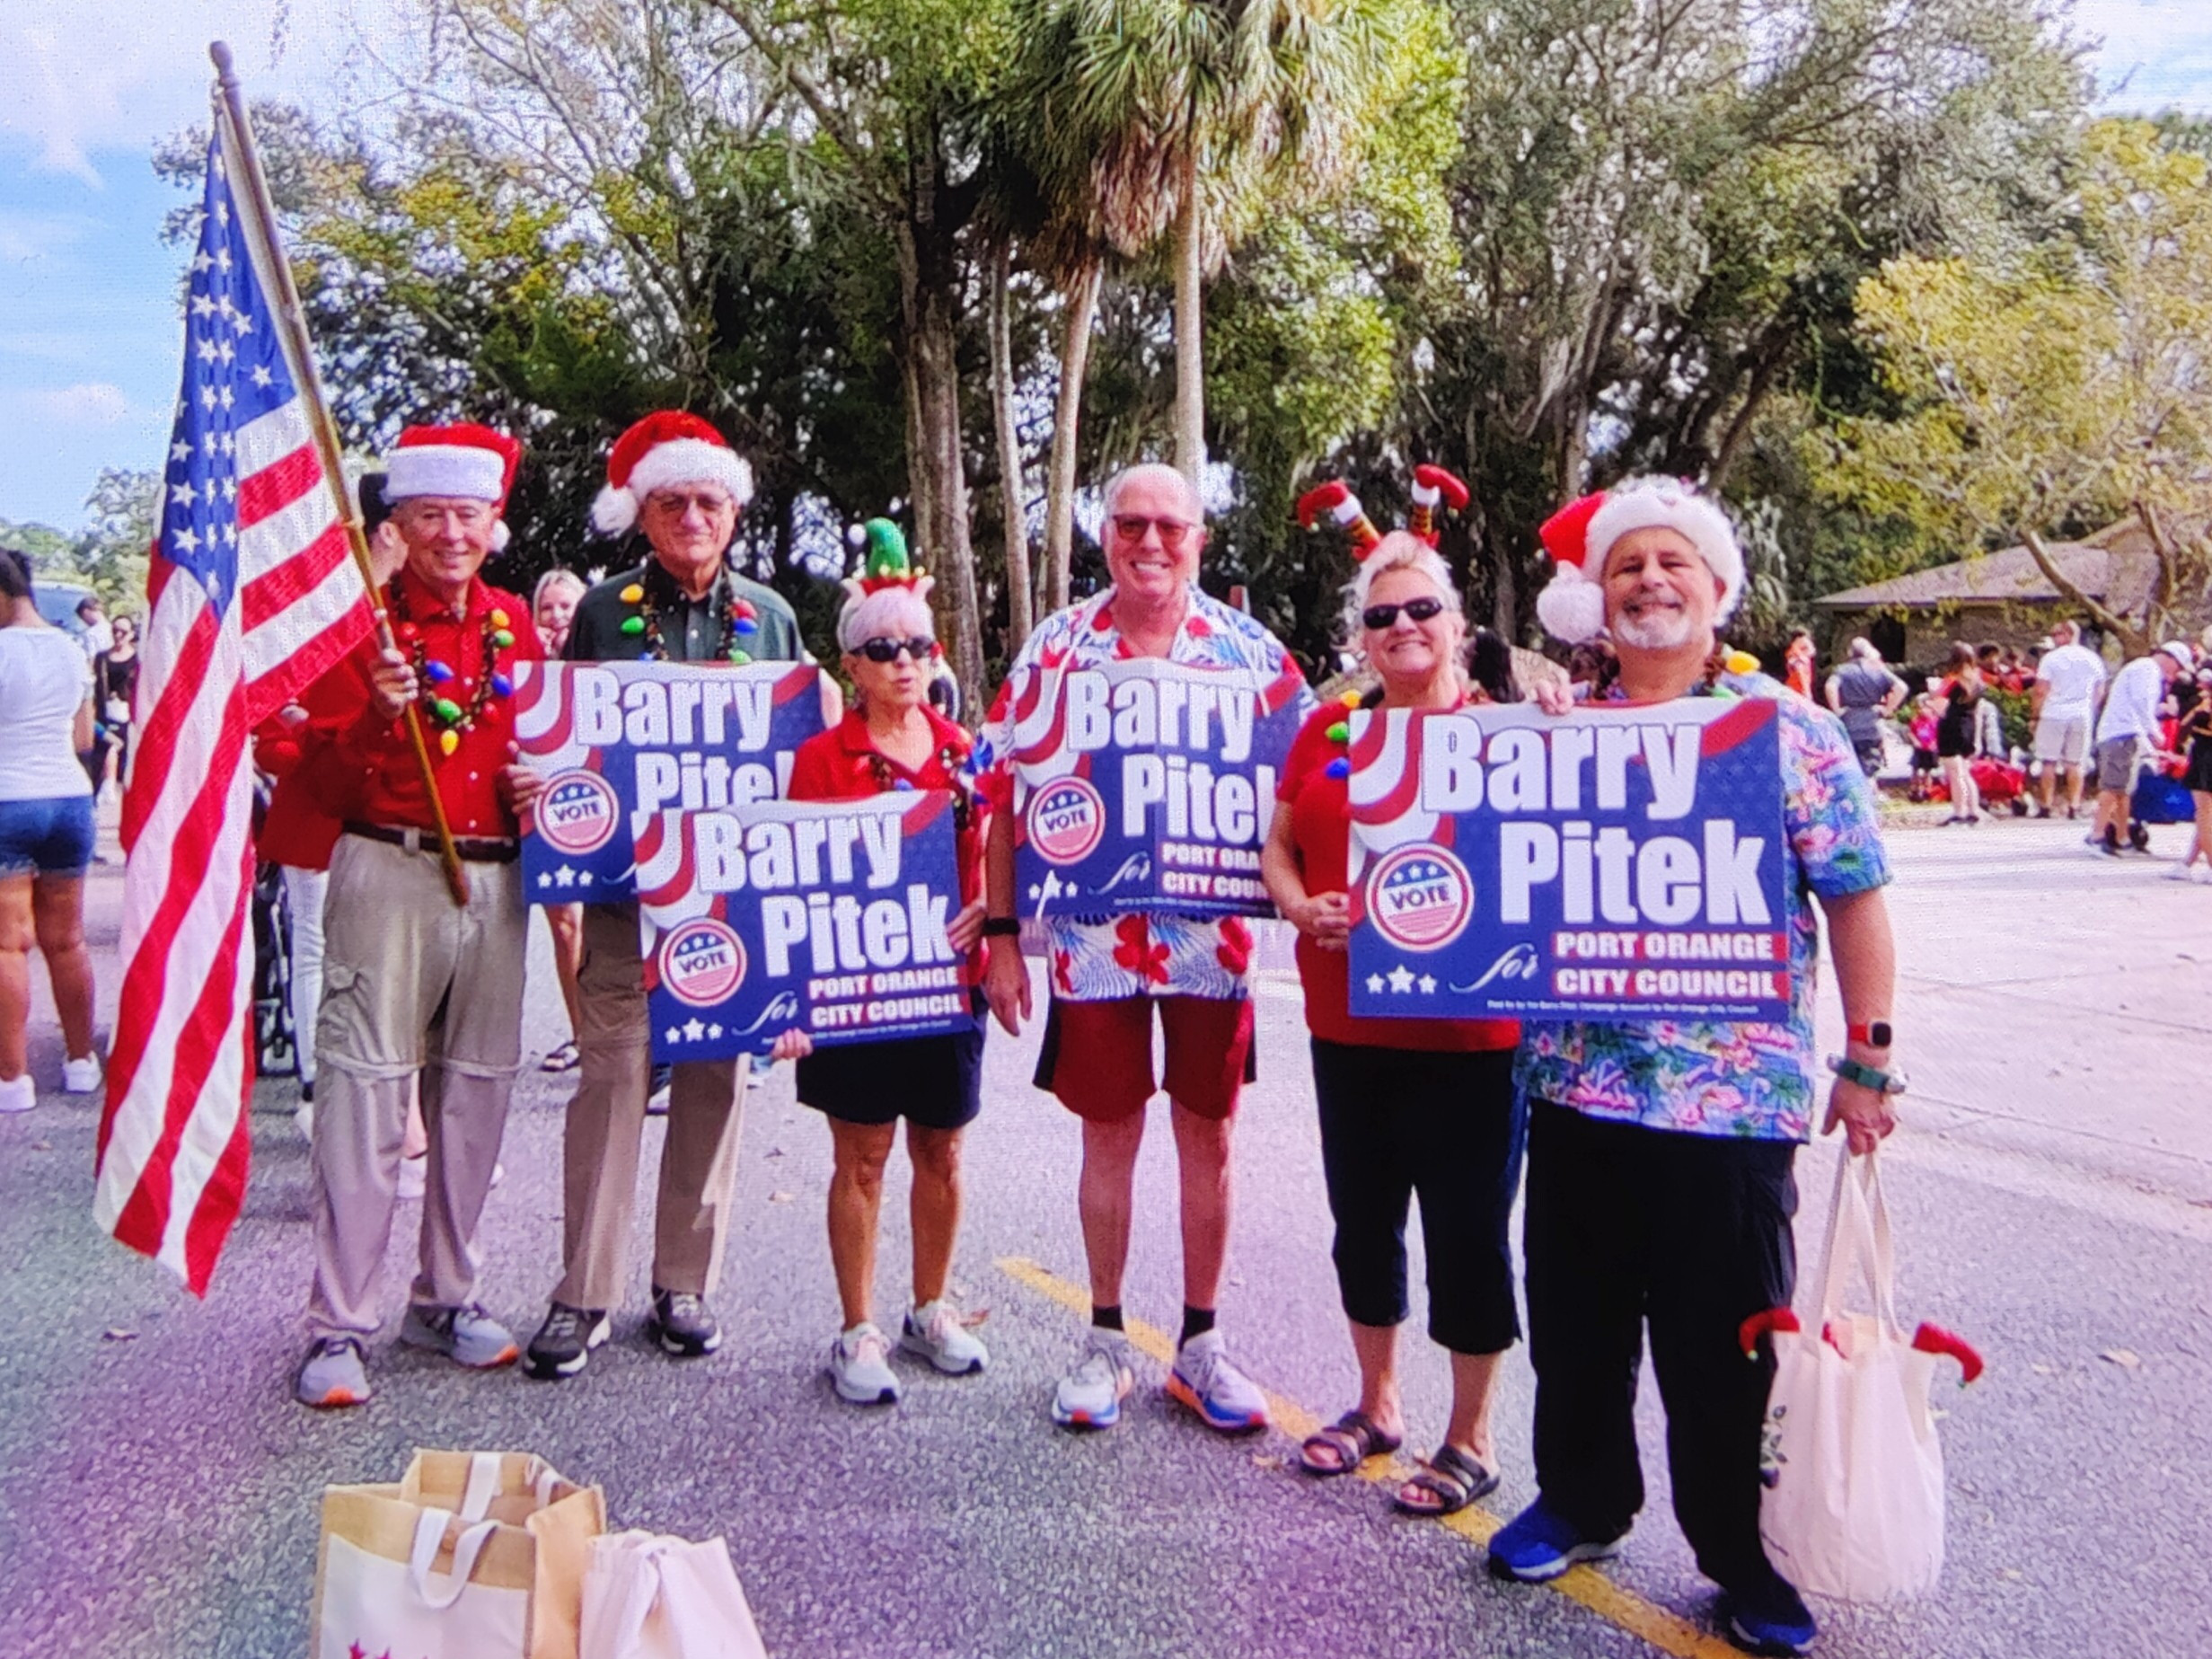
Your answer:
[410,1511,501,1611]
[588,1534,672,1658]
[1812,1146,1901,1338]
[460,1452,503,1522]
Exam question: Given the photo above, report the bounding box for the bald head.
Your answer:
[1102,463,1201,524]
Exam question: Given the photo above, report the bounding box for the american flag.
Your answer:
[93,113,374,1293]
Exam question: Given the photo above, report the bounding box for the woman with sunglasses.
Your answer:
[1261,531,1526,1517]
[770,526,991,1406]
[93,613,139,799]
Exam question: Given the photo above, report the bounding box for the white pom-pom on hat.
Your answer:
[1535,569,1608,644]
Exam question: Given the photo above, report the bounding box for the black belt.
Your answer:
[343,822,519,864]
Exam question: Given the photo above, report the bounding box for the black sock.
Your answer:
[1091,1303,1124,1334]
[1179,1305,1216,1347]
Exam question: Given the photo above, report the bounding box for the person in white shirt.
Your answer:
[0,549,103,1112]
[2089,640,2194,855]
[2031,621,2107,817]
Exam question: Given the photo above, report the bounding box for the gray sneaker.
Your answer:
[295,1337,372,1408]
[901,1299,989,1375]
[1052,1330,1135,1430]
[648,1287,721,1358]
[524,1302,611,1381]
[828,1322,903,1406]
[400,1303,521,1370]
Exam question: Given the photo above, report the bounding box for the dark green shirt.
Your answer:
[565,559,806,666]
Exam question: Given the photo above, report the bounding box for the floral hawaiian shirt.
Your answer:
[1513,670,1891,1141]
[975,584,1315,1001]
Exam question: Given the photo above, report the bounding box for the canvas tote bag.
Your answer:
[311,1450,607,1659]
[578,1531,770,1659]
[1752,1148,1980,1602]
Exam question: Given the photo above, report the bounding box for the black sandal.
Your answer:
[1298,1410,1403,1476]
[1395,1443,1499,1516]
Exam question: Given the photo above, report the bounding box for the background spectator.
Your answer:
[1825,636,1907,776]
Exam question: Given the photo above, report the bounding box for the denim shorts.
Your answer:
[0,796,96,878]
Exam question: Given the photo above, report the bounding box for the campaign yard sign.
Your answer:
[513,660,829,901]
[1346,699,1792,1021]
[1005,657,1306,919]
[636,792,974,1063]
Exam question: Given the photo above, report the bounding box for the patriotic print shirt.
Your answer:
[975,585,1315,1002]
[1513,670,1891,1142]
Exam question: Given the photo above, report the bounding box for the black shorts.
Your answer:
[795,991,987,1131]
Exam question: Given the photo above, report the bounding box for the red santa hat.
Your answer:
[591,411,754,536]
[1534,476,1744,645]
[383,423,521,551]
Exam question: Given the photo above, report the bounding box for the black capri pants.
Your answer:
[1309,1039,1526,1355]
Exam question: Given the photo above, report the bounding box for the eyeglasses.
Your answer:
[644,490,735,516]
[1110,514,1194,549]
[1362,596,1446,631]
[857,636,937,664]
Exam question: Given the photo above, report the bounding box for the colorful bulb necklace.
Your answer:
[387,578,515,756]
[616,560,760,664]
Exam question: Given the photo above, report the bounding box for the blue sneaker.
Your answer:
[1486,1498,1628,1583]
[1717,1577,1817,1656]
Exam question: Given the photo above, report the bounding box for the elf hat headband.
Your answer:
[591,410,754,537]
[1296,463,1470,560]
[1535,477,1744,646]
[838,517,938,652]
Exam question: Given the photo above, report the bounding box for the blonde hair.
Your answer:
[1336,532,1465,656]
[533,568,586,611]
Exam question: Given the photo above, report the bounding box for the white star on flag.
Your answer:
[170,440,190,463]
[171,526,199,554]
[1387,966,1416,993]
[251,366,271,387]
[170,481,197,507]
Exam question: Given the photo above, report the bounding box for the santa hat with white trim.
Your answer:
[1534,475,1745,645]
[383,423,522,551]
[590,410,754,537]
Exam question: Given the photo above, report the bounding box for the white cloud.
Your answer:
[2071,0,2212,112]
[0,210,92,263]
[25,382,133,426]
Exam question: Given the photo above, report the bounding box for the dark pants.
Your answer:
[1311,1041,1525,1355]
[1524,1101,1798,1593]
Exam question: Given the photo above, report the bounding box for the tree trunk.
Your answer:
[1043,260,1102,615]
[1173,149,1205,490]
[989,246,1035,652]
[2020,526,2146,657]
[894,219,986,715]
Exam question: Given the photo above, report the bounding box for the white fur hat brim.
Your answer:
[385,443,506,503]
[591,438,755,536]
[1582,480,1744,622]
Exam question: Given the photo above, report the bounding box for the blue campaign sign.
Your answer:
[1345,699,1793,1021]
[513,660,830,900]
[636,793,974,1063]
[1006,657,1306,919]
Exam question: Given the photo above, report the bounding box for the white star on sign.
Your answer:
[577,872,594,887]
[1387,966,1416,994]
[683,1019,707,1042]
[537,873,554,888]
[1366,974,1385,993]
[552,866,576,888]
[1418,975,1437,994]
[665,1027,683,1044]
[708,1024,724,1039]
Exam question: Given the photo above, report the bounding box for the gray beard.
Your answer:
[1612,603,1697,651]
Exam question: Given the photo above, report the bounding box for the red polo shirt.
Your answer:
[1278,702,1520,1052]
[303,565,544,840]
[786,707,990,987]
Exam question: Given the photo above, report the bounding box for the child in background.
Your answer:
[1909,694,1942,802]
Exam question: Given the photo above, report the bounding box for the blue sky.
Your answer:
[1,0,2208,534]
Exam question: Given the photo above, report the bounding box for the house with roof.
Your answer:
[1811,515,2209,669]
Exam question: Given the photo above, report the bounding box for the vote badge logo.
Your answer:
[1027,775,1106,866]
[536,771,621,856]
[658,918,748,1009]
[1367,844,1475,952]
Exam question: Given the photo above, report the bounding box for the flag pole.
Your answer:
[208,40,471,908]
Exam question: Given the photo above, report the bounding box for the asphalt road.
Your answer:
[2,810,2208,1658]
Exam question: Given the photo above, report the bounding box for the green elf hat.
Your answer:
[842,517,935,605]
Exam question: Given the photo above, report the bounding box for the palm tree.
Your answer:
[1013,0,1396,490]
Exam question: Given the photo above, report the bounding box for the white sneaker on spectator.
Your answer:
[61,1055,101,1095]
[828,1322,903,1406]
[396,1152,427,1202]
[1168,1329,1270,1434]
[1052,1330,1134,1430]
[0,1074,33,1114]
[901,1299,988,1375]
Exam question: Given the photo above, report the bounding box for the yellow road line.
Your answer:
[997,1255,1741,1659]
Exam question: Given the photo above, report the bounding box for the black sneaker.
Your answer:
[648,1287,721,1357]
[1716,1575,1817,1656]
[524,1302,610,1381]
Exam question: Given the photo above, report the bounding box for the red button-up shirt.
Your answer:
[301,565,544,840]
[785,707,989,986]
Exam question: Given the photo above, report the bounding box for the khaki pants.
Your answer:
[306,834,526,1341]
[556,901,747,1310]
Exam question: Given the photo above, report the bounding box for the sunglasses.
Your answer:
[857,636,937,664]
[1362,596,1446,631]
[1110,514,1194,549]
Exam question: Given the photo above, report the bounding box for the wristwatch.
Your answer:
[1826,1054,1908,1096]
[981,917,1021,939]
[1846,1020,1892,1047]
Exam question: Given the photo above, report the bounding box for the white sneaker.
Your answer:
[827,1322,903,1406]
[395,1152,427,1202]
[0,1073,33,1114]
[901,1299,989,1375]
[1168,1328,1270,1434]
[295,1101,314,1142]
[1051,1330,1134,1430]
[61,1055,101,1095]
